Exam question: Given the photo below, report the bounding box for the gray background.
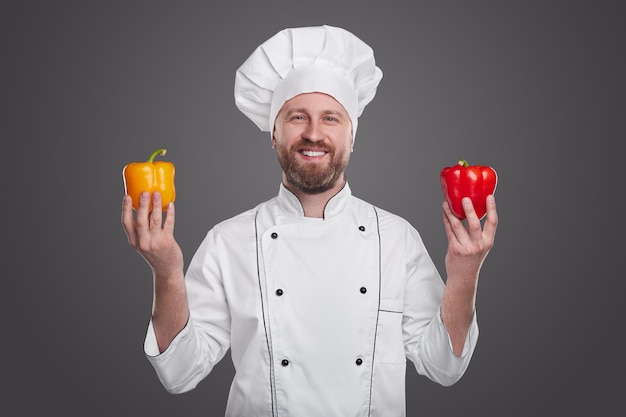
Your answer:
[3,0,624,415]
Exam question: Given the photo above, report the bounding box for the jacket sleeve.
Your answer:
[402,224,479,387]
[143,228,231,393]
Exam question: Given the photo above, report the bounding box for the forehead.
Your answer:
[278,92,349,116]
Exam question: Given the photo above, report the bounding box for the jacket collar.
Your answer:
[277,181,352,219]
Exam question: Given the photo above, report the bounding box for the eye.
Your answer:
[322,113,344,123]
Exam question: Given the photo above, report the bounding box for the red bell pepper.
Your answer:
[440,159,497,220]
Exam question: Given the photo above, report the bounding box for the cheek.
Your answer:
[274,125,301,146]
[340,134,353,154]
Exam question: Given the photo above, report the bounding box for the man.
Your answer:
[122,25,498,417]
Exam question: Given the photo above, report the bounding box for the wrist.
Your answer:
[152,268,185,285]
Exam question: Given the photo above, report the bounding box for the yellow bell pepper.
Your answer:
[122,148,176,211]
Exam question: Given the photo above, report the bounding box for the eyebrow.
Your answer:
[283,108,345,118]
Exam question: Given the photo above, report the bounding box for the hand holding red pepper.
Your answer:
[440,189,498,355]
[440,160,497,220]
[439,160,498,355]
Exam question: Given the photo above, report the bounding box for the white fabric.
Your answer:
[234,25,383,140]
[144,183,479,417]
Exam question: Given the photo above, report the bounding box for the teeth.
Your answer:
[301,150,326,157]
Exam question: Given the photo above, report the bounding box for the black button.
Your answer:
[281,359,289,366]
[359,226,366,231]
[271,232,278,239]
[360,287,367,294]
[356,358,363,366]
[276,289,283,296]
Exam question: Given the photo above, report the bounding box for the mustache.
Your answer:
[290,139,333,153]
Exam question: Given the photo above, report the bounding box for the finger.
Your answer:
[162,201,176,235]
[462,197,483,237]
[135,191,152,242]
[442,207,456,243]
[482,194,498,239]
[150,192,163,230]
[121,195,137,246]
[442,200,464,244]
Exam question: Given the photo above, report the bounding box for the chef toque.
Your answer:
[234,25,383,141]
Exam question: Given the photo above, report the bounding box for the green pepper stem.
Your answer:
[458,159,469,168]
[148,148,167,163]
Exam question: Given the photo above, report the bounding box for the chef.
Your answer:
[121,25,498,417]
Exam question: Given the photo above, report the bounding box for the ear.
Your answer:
[350,127,355,152]
[271,134,277,149]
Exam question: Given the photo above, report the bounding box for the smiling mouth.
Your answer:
[300,150,327,157]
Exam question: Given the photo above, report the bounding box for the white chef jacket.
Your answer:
[144,182,479,417]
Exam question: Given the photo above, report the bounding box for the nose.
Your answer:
[302,120,324,142]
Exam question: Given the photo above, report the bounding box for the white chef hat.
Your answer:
[234,25,383,141]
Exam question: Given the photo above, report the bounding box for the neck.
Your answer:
[282,175,346,218]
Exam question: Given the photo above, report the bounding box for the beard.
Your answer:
[276,139,350,194]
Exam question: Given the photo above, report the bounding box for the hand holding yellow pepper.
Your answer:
[122,148,176,211]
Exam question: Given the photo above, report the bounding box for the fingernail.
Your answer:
[140,192,149,200]
[462,197,472,206]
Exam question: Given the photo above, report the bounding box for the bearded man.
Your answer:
[122,25,498,417]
